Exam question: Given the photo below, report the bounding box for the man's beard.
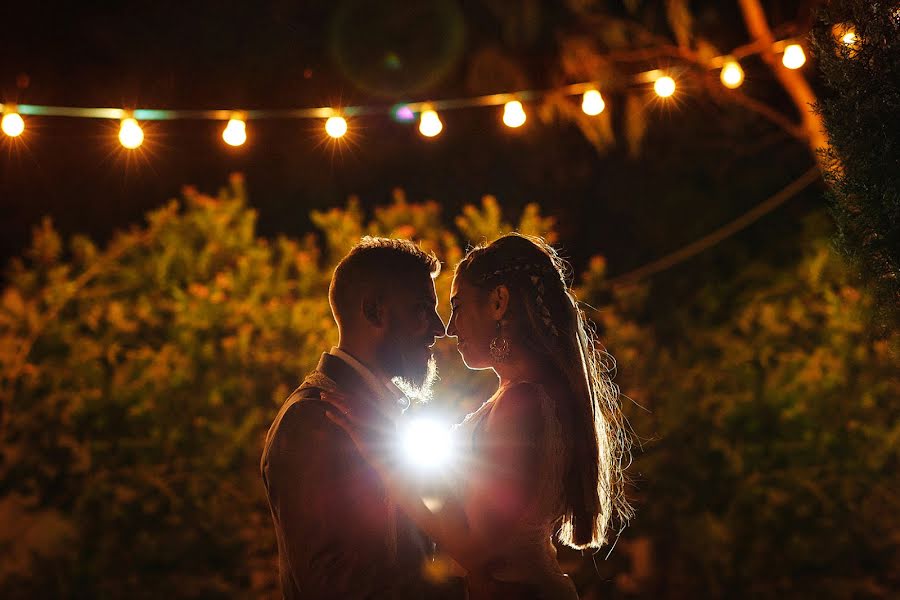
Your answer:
[392,354,438,404]
[379,332,438,403]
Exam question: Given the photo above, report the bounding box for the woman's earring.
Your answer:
[489,320,510,362]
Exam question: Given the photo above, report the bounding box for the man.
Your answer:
[261,237,455,599]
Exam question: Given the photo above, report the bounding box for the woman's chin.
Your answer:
[458,347,489,370]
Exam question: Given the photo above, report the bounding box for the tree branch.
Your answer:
[737,0,830,166]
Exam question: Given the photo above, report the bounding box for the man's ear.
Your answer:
[490,285,510,320]
[361,294,385,328]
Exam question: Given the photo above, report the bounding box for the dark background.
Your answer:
[1,0,816,283]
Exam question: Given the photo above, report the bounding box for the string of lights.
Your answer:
[0,33,846,150]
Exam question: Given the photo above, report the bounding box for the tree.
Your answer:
[579,214,900,597]
[813,0,900,329]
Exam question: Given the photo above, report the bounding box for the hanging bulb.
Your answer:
[782,44,806,69]
[222,116,247,146]
[1,111,25,137]
[502,100,526,128]
[418,109,443,138]
[581,89,605,116]
[654,75,676,98]
[119,117,144,149]
[325,115,347,138]
[841,30,857,46]
[720,59,744,89]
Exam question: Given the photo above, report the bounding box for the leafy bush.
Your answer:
[1,177,896,598]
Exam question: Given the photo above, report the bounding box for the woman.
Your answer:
[330,233,633,599]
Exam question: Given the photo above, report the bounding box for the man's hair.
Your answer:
[329,237,441,329]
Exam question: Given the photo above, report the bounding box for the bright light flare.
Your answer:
[720,60,744,89]
[502,100,526,128]
[1,112,25,137]
[222,117,247,146]
[581,89,605,116]
[118,117,144,149]
[841,30,857,46]
[419,109,443,137]
[400,418,453,471]
[654,75,676,98]
[782,44,806,69]
[325,115,348,138]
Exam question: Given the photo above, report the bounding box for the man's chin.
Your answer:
[392,355,438,403]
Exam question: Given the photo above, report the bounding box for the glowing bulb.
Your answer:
[720,60,744,89]
[222,117,247,146]
[401,418,453,470]
[1,112,25,137]
[418,109,443,138]
[654,75,676,98]
[581,89,605,116]
[841,30,857,46]
[502,100,526,128]
[118,117,144,149]
[782,44,806,69]
[325,115,347,138]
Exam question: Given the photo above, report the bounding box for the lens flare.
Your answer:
[393,105,415,122]
[401,418,453,470]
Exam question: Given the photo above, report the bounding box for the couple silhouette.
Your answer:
[261,234,632,599]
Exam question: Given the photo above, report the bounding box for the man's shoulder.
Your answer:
[273,385,343,439]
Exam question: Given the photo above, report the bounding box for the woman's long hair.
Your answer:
[456,233,632,549]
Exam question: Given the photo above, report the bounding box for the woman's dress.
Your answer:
[451,382,579,600]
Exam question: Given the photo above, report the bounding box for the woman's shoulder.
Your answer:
[488,381,552,433]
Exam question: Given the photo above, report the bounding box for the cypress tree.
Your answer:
[813,1,900,328]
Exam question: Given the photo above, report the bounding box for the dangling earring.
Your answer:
[489,320,510,362]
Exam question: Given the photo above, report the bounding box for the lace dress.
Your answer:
[451,382,579,600]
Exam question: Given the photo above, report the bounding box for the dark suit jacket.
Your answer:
[261,353,457,599]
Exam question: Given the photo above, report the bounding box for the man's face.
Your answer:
[377,274,445,395]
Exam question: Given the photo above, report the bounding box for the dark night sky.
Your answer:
[1,0,819,287]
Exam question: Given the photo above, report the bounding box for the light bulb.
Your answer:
[325,115,347,138]
[418,109,443,137]
[502,100,526,128]
[720,60,744,89]
[581,89,605,116]
[782,44,806,69]
[119,117,144,149]
[222,117,247,146]
[1,112,25,137]
[841,30,857,46]
[654,76,676,98]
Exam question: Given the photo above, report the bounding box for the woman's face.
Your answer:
[447,275,500,370]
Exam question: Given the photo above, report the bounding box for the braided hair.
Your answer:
[455,233,632,549]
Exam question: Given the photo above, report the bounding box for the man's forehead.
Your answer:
[394,273,437,299]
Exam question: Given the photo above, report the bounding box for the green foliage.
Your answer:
[1,178,896,598]
[0,178,554,598]
[813,1,900,330]
[580,215,900,597]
